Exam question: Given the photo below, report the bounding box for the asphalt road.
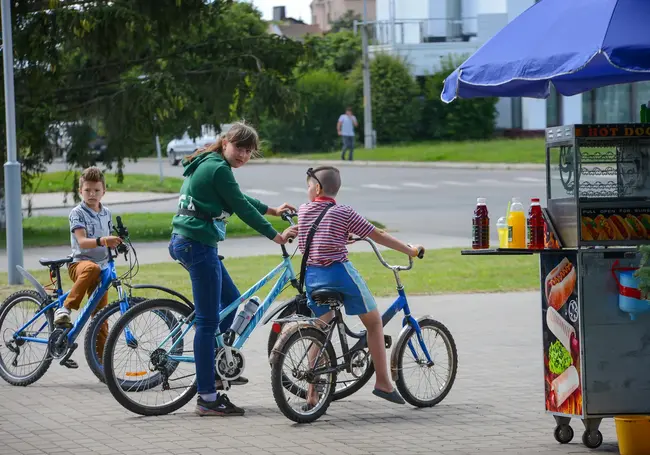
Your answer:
[45,158,549,248]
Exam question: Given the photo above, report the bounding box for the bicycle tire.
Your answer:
[267,306,374,402]
[394,318,458,407]
[84,296,147,383]
[0,290,54,386]
[271,327,337,424]
[103,298,196,416]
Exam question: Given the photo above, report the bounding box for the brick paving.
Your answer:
[0,292,621,454]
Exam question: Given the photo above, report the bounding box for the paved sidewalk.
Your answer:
[0,232,468,273]
[0,292,620,455]
[22,192,177,211]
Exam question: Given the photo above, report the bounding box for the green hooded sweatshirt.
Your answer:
[171,152,278,247]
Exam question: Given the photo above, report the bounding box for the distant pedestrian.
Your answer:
[337,107,358,161]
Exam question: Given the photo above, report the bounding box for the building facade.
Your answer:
[370,0,650,131]
[311,0,376,32]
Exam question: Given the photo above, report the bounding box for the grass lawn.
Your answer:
[27,171,183,194]
[0,213,386,248]
[272,138,549,164]
[0,249,539,303]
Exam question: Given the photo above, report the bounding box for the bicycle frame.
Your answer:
[12,259,130,346]
[162,254,298,363]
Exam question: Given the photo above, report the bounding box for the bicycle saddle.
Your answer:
[39,256,74,267]
[310,289,344,306]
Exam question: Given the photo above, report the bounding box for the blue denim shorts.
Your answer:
[305,261,377,317]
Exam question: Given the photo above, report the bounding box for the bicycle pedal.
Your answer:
[62,359,78,369]
[384,335,392,349]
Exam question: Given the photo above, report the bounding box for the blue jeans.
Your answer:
[168,234,240,395]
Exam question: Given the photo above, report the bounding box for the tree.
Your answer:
[330,10,361,33]
[420,55,497,140]
[0,0,305,204]
[259,69,348,154]
[348,53,421,144]
[297,30,361,75]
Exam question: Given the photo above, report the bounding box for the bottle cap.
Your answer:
[512,197,520,203]
[531,198,540,202]
[477,197,487,204]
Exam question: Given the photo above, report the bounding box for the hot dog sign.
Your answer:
[541,252,583,416]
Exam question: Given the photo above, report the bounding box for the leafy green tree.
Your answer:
[348,53,421,144]
[330,10,361,33]
[298,30,361,75]
[0,0,304,203]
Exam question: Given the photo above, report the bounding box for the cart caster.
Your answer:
[582,430,603,449]
[554,424,574,444]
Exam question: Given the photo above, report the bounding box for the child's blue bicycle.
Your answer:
[101,212,307,416]
[0,217,181,386]
[268,237,458,423]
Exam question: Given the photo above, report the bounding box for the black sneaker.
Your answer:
[216,376,249,390]
[195,394,245,417]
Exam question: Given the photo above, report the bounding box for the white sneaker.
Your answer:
[54,307,71,326]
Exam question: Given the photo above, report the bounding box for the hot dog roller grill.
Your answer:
[462,124,650,450]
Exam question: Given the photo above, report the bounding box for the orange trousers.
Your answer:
[63,261,109,360]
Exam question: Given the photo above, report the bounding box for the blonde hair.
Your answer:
[185,121,261,163]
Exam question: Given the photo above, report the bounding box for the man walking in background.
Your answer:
[337,106,358,161]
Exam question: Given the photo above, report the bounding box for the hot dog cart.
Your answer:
[462,123,650,449]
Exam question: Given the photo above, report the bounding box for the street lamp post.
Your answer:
[2,0,24,285]
[361,0,374,149]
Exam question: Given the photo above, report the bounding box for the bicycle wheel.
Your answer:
[0,290,54,386]
[84,296,147,383]
[267,310,374,401]
[103,298,197,416]
[394,318,458,407]
[271,327,337,424]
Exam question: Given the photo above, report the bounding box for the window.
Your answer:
[582,90,594,123]
[512,97,522,129]
[636,82,650,121]
[594,84,631,123]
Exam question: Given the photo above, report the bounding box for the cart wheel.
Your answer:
[582,430,603,449]
[554,424,574,444]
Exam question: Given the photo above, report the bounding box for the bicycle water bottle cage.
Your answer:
[310,289,344,309]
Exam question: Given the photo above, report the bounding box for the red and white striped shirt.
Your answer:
[298,197,376,266]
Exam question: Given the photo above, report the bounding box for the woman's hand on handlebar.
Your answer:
[268,202,296,217]
[273,225,299,244]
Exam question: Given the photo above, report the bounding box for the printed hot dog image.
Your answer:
[541,252,582,416]
[544,257,576,311]
[581,207,650,241]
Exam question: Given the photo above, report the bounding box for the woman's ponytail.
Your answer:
[185,136,224,163]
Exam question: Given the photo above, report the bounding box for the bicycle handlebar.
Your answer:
[350,237,424,271]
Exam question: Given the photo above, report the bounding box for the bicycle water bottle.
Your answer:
[229,296,261,335]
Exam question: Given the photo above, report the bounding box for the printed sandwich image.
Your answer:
[542,256,582,415]
[582,213,650,241]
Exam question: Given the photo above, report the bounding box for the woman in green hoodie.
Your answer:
[168,122,297,417]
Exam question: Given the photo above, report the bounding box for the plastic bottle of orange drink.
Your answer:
[507,197,526,248]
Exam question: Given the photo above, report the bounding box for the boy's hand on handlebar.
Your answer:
[409,244,425,259]
[269,203,296,217]
[274,226,299,244]
[102,236,123,248]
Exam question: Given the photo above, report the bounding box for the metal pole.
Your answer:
[2,0,23,285]
[155,135,164,183]
[361,0,374,149]
[390,0,396,45]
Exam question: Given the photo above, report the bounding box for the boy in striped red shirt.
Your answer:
[298,166,424,406]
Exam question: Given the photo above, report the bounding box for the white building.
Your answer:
[370,0,650,131]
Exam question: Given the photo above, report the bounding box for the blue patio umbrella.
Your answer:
[441,0,650,103]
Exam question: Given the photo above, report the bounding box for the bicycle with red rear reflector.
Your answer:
[268,236,459,423]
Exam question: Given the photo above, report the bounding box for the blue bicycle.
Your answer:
[268,237,458,423]
[0,217,180,386]
[102,212,307,416]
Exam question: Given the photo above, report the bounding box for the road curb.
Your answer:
[246,158,546,171]
[23,194,178,211]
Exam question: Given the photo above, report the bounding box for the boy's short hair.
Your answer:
[309,166,341,197]
[79,166,105,190]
